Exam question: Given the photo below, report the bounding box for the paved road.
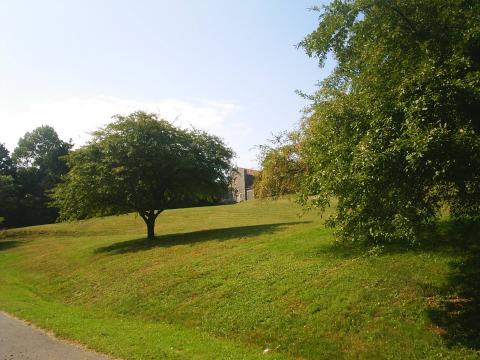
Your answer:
[0,312,112,360]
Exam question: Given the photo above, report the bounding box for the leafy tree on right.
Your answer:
[298,0,480,243]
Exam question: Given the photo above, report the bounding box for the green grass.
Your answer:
[0,199,479,359]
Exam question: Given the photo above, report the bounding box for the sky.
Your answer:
[0,0,333,168]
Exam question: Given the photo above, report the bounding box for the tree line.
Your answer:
[1,112,234,239]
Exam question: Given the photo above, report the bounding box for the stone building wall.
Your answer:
[232,168,246,202]
[229,167,258,202]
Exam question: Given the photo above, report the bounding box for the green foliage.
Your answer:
[52,111,234,239]
[0,175,17,228]
[13,125,72,189]
[298,0,480,243]
[10,126,72,226]
[0,143,15,177]
[0,144,17,228]
[254,132,304,199]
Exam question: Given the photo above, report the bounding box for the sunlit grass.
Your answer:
[0,199,478,359]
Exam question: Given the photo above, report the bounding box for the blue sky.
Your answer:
[0,0,332,167]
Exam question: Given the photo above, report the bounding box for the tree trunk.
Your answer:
[140,210,163,240]
[146,216,156,240]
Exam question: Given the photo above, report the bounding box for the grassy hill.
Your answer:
[0,199,478,359]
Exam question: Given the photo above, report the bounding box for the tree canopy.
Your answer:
[52,111,234,239]
[13,125,72,189]
[298,0,480,243]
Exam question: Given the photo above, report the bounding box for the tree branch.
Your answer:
[138,211,147,223]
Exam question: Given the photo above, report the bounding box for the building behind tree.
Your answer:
[228,167,259,202]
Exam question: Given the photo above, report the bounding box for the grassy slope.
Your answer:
[0,199,479,359]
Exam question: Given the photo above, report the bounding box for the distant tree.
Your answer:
[0,175,17,228]
[254,132,305,199]
[298,0,480,243]
[13,125,72,189]
[0,143,15,177]
[12,126,72,226]
[52,111,234,240]
[0,144,17,227]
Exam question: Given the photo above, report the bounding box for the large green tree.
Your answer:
[298,0,480,243]
[52,111,234,240]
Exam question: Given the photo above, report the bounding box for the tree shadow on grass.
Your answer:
[0,240,23,251]
[95,221,310,255]
[316,220,480,351]
[427,220,480,350]
[314,220,477,259]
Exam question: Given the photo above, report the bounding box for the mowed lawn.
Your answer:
[0,199,479,359]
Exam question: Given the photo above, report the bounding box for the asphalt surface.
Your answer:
[0,312,112,360]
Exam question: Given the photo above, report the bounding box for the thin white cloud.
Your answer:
[0,95,243,151]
